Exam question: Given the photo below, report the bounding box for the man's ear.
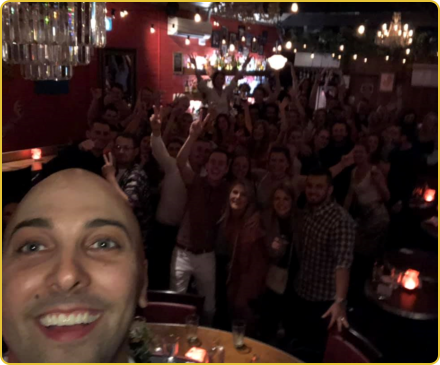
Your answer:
[138,260,148,308]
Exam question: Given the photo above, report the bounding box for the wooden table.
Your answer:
[365,249,438,320]
[2,155,55,172]
[148,323,301,363]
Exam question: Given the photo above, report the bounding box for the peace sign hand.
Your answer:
[102,152,117,180]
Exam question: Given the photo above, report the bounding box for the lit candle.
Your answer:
[31,148,42,160]
[424,189,436,203]
[401,269,420,290]
[185,347,208,363]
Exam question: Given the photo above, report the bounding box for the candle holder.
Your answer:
[31,148,42,161]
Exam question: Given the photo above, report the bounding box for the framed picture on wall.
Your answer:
[211,30,221,48]
[229,32,237,45]
[173,52,183,74]
[380,73,395,92]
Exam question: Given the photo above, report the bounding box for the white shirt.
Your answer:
[198,78,237,115]
[151,134,188,226]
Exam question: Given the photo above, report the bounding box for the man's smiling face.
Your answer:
[2,169,147,363]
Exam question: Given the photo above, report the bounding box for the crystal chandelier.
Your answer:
[211,3,282,25]
[375,12,414,49]
[2,2,107,81]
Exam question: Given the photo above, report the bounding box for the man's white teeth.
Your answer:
[40,312,100,327]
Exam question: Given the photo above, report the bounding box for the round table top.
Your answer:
[365,280,438,320]
[147,323,301,363]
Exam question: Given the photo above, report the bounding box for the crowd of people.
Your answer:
[3,58,438,362]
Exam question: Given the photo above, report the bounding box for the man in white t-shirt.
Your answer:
[2,169,148,363]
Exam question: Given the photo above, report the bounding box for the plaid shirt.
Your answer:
[294,201,355,302]
[118,164,152,241]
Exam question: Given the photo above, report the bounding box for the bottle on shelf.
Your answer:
[184,80,190,93]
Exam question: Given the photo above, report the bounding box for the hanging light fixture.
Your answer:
[364,57,368,63]
[185,36,190,45]
[241,35,246,42]
[285,41,292,50]
[406,48,411,55]
[194,8,201,23]
[303,43,307,49]
[267,54,288,70]
[120,10,128,18]
[339,44,345,52]
[375,12,413,48]
[294,48,297,53]
[291,3,299,13]
[229,44,235,52]
[311,53,315,59]
[272,47,276,53]
[2,2,107,81]
[338,54,342,60]
[277,44,282,52]
[357,25,365,35]
[402,58,407,64]
[353,54,358,60]
[385,55,390,61]
[222,37,226,45]
[150,24,156,33]
[332,53,335,58]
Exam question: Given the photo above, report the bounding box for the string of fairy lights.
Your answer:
[108,4,435,63]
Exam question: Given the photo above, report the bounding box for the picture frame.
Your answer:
[173,52,183,74]
[229,32,237,45]
[379,73,395,92]
[211,30,221,48]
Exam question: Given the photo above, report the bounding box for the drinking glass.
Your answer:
[185,314,199,343]
[163,334,179,363]
[232,320,246,349]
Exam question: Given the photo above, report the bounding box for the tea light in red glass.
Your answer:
[185,347,208,363]
[401,269,420,290]
[31,148,42,160]
[423,189,436,203]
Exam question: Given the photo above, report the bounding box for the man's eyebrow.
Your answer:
[85,219,131,239]
[10,218,53,239]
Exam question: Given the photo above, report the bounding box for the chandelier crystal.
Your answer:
[375,12,413,49]
[2,2,107,81]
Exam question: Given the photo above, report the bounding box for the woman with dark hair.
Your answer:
[215,180,268,333]
[260,182,299,343]
[256,146,304,209]
[247,120,271,169]
[213,113,235,152]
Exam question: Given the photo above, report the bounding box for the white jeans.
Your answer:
[170,247,216,324]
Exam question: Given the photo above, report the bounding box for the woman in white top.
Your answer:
[189,54,252,115]
[344,142,390,257]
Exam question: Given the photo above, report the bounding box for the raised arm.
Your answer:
[189,53,203,83]
[241,99,253,134]
[176,113,210,185]
[150,105,175,173]
[101,152,130,203]
[88,88,103,126]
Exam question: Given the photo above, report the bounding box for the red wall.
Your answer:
[2,3,279,152]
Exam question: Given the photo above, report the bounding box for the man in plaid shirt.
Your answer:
[289,167,355,362]
[102,133,152,245]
